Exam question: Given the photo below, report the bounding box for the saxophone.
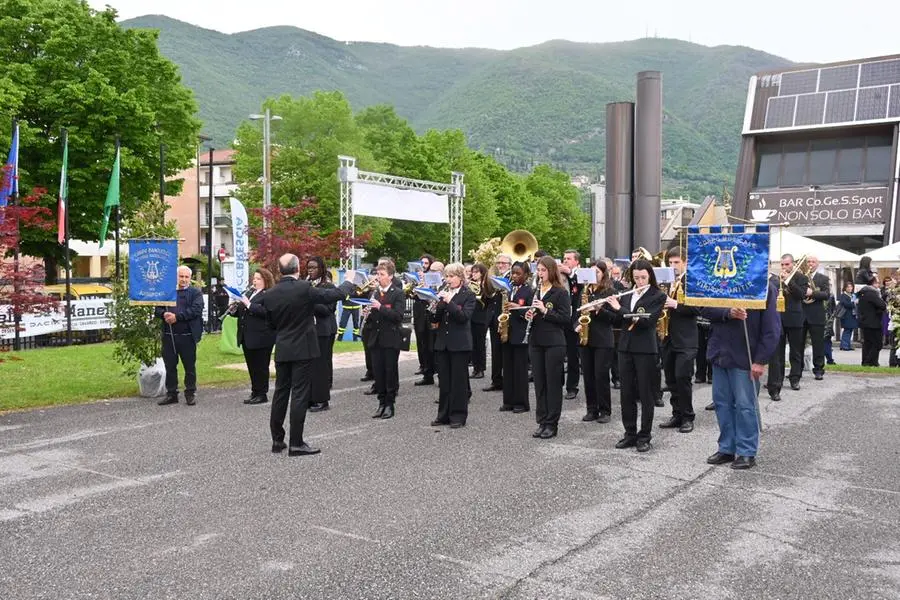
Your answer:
[497,287,511,343]
[578,284,591,346]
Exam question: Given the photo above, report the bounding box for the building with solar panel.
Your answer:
[730,55,900,253]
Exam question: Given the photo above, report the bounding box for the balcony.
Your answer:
[200,213,232,228]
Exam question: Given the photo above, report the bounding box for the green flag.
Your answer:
[98,144,120,248]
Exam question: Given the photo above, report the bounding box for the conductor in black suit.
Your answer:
[801,255,830,381]
[258,254,356,456]
[767,253,808,401]
[430,263,476,428]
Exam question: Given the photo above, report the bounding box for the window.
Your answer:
[807,139,838,185]
[865,135,893,182]
[835,137,864,183]
[755,143,781,188]
[781,142,807,186]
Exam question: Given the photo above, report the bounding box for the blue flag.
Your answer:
[684,226,770,309]
[0,121,19,210]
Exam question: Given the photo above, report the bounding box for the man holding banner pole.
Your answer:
[155,266,204,406]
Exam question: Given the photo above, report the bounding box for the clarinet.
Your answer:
[523,287,542,344]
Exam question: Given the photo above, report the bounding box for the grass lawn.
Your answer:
[827,363,900,375]
[0,335,369,413]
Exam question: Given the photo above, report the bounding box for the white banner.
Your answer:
[229,198,250,291]
[352,182,449,223]
[0,299,113,339]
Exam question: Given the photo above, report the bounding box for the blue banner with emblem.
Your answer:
[128,239,179,306]
[684,225,770,309]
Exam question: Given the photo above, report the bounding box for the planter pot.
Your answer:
[138,358,167,398]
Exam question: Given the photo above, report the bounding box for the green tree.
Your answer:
[0,0,201,279]
[524,165,589,256]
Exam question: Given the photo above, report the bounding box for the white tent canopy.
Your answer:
[769,230,860,265]
[862,241,900,266]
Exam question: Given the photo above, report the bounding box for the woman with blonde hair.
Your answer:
[236,267,277,405]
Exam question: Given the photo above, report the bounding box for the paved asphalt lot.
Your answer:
[1,356,899,599]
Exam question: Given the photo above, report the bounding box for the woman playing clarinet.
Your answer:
[577,260,617,424]
[527,256,572,439]
[431,263,476,428]
[604,259,666,452]
[500,261,534,414]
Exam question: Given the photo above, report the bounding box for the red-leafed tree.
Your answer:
[247,198,369,276]
[0,178,57,346]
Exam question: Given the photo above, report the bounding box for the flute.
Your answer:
[578,285,650,312]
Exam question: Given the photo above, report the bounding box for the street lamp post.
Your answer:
[249,108,282,229]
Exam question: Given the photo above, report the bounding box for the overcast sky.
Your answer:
[88,0,896,64]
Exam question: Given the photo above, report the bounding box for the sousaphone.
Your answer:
[500,230,539,263]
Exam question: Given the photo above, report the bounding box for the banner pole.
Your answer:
[742,318,763,432]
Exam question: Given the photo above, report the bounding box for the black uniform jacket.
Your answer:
[504,283,534,346]
[780,271,809,329]
[582,286,617,349]
[433,286,476,352]
[802,271,830,326]
[311,280,338,337]
[856,286,886,329]
[528,285,572,348]
[367,284,406,349]
[664,285,701,351]
[471,286,496,326]
[236,288,276,350]
[567,273,582,327]
[258,276,352,362]
[612,286,666,355]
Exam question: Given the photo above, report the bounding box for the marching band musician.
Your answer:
[766,253,808,401]
[559,250,583,400]
[527,256,572,440]
[500,261,533,413]
[469,263,496,380]
[604,259,666,452]
[367,261,406,419]
[235,267,277,405]
[413,254,436,386]
[576,260,616,424]
[430,263,476,429]
[484,253,513,392]
[801,255,830,381]
[658,247,701,433]
[308,257,337,412]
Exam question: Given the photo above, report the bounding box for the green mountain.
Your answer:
[122,15,794,198]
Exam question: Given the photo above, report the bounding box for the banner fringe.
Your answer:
[684,297,767,309]
[129,300,176,306]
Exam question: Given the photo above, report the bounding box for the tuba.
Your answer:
[500,230,539,263]
[578,284,591,346]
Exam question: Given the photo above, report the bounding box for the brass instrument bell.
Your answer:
[499,230,539,263]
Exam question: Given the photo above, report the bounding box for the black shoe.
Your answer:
[694,377,706,384]
[654,396,665,408]
[482,384,502,392]
[184,395,196,406]
[659,416,681,429]
[271,441,287,453]
[158,395,178,406]
[814,373,823,380]
[415,368,424,375]
[539,426,557,439]
[678,421,694,433]
[372,405,386,418]
[246,395,268,405]
[532,426,546,438]
[612,381,620,390]
[596,413,611,423]
[705,402,715,410]
[706,451,735,465]
[790,380,800,391]
[582,412,599,422]
[449,422,465,429]
[471,371,484,379]
[512,406,529,414]
[414,378,435,386]
[360,375,374,382]
[380,405,395,420]
[499,405,513,412]
[309,402,330,412]
[431,419,450,426]
[615,438,637,449]
[363,386,377,395]
[636,440,652,453]
[730,455,756,470]
[243,395,255,404]
[564,390,578,400]
[770,392,781,402]
[288,443,321,456]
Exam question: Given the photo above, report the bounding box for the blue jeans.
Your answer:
[712,366,761,457]
[840,327,854,350]
[824,336,834,363]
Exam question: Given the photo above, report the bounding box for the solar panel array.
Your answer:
[761,58,900,130]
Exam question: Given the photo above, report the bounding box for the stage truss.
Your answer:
[338,155,465,269]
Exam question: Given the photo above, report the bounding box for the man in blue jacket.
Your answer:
[703,280,781,470]
[155,266,204,406]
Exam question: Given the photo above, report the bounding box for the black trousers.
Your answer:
[415,322,435,377]
[271,359,312,447]
[501,343,530,409]
[803,322,825,376]
[531,345,566,427]
[664,347,696,422]
[581,346,613,416]
[489,326,503,387]
[363,333,373,378]
[610,331,621,385]
[372,346,400,405]
[767,326,804,393]
[619,352,657,442]
[563,328,581,392]
[338,307,360,339]
[471,322,488,372]
[695,327,712,382]
[242,344,273,397]
[162,333,197,396]
[311,336,334,405]
[861,327,882,366]
[436,350,470,424]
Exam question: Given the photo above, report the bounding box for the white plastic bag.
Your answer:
[138,358,167,398]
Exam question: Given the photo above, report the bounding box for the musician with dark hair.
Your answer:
[307,257,337,412]
[577,260,616,423]
[469,262,496,380]
[500,261,533,413]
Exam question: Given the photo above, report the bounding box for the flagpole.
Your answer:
[114,136,121,282]
[206,146,214,333]
[62,128,72,346]
[11,118,20,352]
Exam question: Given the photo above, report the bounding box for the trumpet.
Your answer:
[578,285,650,312]
[428,283,450,313]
